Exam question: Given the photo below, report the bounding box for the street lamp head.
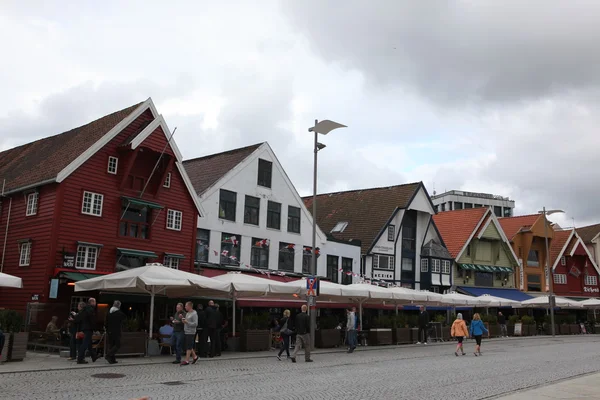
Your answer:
[316,142,326,151]
[538,209,565,216]
[308,119,347,135]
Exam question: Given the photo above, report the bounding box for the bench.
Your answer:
[28,331,67,353]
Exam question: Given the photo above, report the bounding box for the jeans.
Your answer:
[500,324,507,337]
[105,332,121,360]
[172,331,184,362]
[292,333,311,361]
[78,330,96,362]
[278,334,290,357]
[69,333,78,359]
[418,326,428,343]
[347,330,357,349]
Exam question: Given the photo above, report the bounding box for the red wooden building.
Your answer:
[0,98,203,320]
[549,229,600,298]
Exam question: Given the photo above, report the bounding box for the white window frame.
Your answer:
[81,191,104,217]
[554,274,567,285]
[107,156,118,175]
[163,172,171,188]
[431,286,440,293]
[585,275,598,286]
[441,260,451,274]
[76,245,99,270]
[166,209,183,231]
[19,242,31,266]
[331,221,348,233]
[373,254,394,270]
[26,192,39,216]
[420,258,429,272]
[164,256,180,269]
[431,259,441,273]
[560,256,566,266]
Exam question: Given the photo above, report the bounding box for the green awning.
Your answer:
[121,196,164,210]
[165,253,185,259]
[117,248,158,258]
[61,272,98,281]
[459,264,474,270]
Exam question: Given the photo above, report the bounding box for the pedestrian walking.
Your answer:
[67,302,85,361]
[104,300,126,364]
[171,303,185,364]
[346,307,357,353]
[75,297,98,364]
[469,313,489,356]
[417,306,429,345]
[450,313,469,356]
[181,301,199,366]
[276,309,292,361]
[290,305,312,363]
[498,312,507,337]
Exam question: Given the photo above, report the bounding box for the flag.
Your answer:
[221,250,229,257]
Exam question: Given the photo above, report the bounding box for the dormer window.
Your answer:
[331,221,348,233]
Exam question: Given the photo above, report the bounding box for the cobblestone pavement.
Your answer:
[3,336,600,400]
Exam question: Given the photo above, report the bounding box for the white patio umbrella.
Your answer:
[342,283,396,329]
[281,278,343,301]
[441,292,491,307]
[516,295,584,309]
[579,298,600,309]
[75,263,231,338]
[477,294,520,308]
[0,272,23,288]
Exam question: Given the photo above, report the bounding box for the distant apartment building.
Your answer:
[431,190,515,218]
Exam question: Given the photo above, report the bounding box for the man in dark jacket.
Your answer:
[215,303,223,356]
[417,306,429,345]
[205,300,218,357]
[67,302,85,361]
[196,304,207,357]
[104,300,126,364]
[291,305,312,363]
[75,297,98,364]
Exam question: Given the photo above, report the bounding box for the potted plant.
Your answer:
[120,314,147,356]
[368,316,393,345]
[240,313,271,352]
[392,314,411,344]
[482,314,499,337]
[567,315,579,335]
[315,315,340,348]
[521,315,536,336]
[0,309,27,362]
[542,315,559,336]
[433,314,450,341]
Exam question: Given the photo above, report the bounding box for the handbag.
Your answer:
[75,331,85,340]
[280,321,292,336]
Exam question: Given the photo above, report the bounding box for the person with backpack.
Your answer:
[469,313,489,356]
[450,313,469,356]
[276,309,292,361]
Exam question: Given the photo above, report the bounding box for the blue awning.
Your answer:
[458,287,533,302]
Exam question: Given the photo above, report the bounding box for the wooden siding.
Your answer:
[553,250,600,297]
[481,221,502,240]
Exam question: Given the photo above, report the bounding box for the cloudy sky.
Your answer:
[1,1,598,228]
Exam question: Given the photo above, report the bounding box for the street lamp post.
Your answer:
[308,119,346,347]
[538,207,565,337]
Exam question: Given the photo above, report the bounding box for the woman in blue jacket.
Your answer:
[468,313,489,356]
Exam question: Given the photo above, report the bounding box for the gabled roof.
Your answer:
[498,214,541,241]
[182,143,263,195]
[0,103,141,194]
[576,223,600,244]
[302,182,422,254]
[432,208,488,258]
[549,229,574,269]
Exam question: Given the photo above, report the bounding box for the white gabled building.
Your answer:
[182,142,361,282]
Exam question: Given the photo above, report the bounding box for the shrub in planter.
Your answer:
[369,316,393,345]
[521,316,536,336]
[0,309,26,361]
[240,313,271,352]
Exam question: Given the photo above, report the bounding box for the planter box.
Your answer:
[7,332,28,361]
[489,324,500,338]
[525,325,537,336]
[117,332,147,356]
[368,329,393,346]
[559,325,570,335]
[441,327,451,341]
[507,324,515,336]
[569,324,580,335]
[315,329,340,348]
[410,328,419,343]
[227,336,240,352]
[240,330,271,352]
[393,328,412,344]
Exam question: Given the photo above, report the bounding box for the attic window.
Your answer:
[560,256,566,266]
[331,221,348,233]
[107,156,118,175]
[163,172,171,188]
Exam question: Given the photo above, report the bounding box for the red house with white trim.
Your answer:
[550,228,600,298]
[0,98,203,318]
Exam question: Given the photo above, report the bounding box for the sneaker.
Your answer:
[192,357,199,365]
[305,359,313,363]
[276,355,281,361]
[172,360,181,364]
[424,342,428,345]
[455,352,459,357]
[473,352,478,357]
[461,353,466,356]
[416,342,421,345]
[180,361,190,366]
[291,357,296,363]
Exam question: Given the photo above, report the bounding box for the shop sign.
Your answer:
[584,286,600,293]
[518,259,524,290]
[63,253,76,268]
[544,267,550,292]
[373,271,394,280]
[372,245,394,254]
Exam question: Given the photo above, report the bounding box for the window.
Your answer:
[527,274,541,292]
[166,209,182,231]
[402,212,417,252]
[244,196,260,225]
[420,258,429,272]
[560,256,566,266]
[302,247,318,274]
[454,202,463,210]
[527,250,539,267]
[257,159,273,188]
[431,259,441,273]
[219,190,237,221]
[163,172,171,188]
[448,202,453,211]
[220,233,240,265]
[251,237,269,269]
[495,272,508,281]
[164,257,180,269]
[76,245,98,270]
[441,203,446,212]
[278,242,295,272]
[434,205,439,213]
[81,191,103,216]
[331,221,348,233]
[442,260,451,274]
[464,203,473,209]
[585,275,598,286]
[267,201,281,230]
[120,201,151,239]
[554,274,567,285]
[475,272,494,287]
[387,225,395,241]
[401,258,414,281]
[431,286,440,293]
[327,255,339,283]
[287,206,300,234]
[116,254,149,271]
[503,208,512,217]
[342,258,353,285]
[107,156,118,174]
[196,229,210,263]
[26,192,38,216]
[494,206,502,217]
[373,255,394,270]
[19,241,31,266]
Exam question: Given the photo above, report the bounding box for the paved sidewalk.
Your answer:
[0,335,540,374]
[497,372,600,399]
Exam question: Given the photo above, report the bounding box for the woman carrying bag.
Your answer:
[276,310,293,361]
[450,313,469,357]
